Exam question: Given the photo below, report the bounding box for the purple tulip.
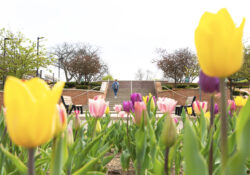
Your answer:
[130,93,142,105]
[123,101,134,113]
[214,103,219,114]
[199,70,219,93]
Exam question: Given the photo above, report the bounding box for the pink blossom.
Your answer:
[113,104,122,113]
[157,97,177,114]
[173,117,178,124]
[228,100,236,111]
[134,102,147,126]
[192,100,208,115]
[118,111,126,118]
[88,98,109,118]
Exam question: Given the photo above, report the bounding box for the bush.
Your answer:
[75,85,89,89]
[176,84,187,88]
[80,81,89,85]
[89,82,101,87]
[233,90,240,96]
[241,91,249,96]
[162,85,172,90]
[189,84,199,88]
[65,82,76,88]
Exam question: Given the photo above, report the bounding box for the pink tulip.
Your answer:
[134,102,147,126]
[157,97,177,114]
[173,117,178,124]
[88,98,109,118]
[192,100,208,115]
[114,104,122,113]
[118,111,126,118]
[228,100,236,111]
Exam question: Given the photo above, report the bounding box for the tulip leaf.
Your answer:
[120,149,130,170]
[72,145,112,175]
[236,97,250,157]
[135,117,147,175]
[183,120,208,175]
[0,144,27,174]
[51,133,68,175]
[86,172,106,175]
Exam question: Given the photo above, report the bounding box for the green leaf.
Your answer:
[236,98,250,157]
[120,149,130,170]
[135,119,147,175]
[86,171,106,175]
[183,120,208,175]
[224,152,246,175]
[72,145,112,175]
[0,144,27,174]
[50,133,68,175]
[199,109,207,145]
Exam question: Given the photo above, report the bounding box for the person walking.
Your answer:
[112,79,119,98]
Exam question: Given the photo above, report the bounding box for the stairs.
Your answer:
[105,81,156,110]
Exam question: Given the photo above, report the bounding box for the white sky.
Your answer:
[1,0,249,80]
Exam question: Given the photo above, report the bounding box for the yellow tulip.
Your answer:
[105,106,110,114]
[187,107,192,115]
[205,112,211,120]
[4,76,65,148]
[234,96,247,107]
[195,8,245,77]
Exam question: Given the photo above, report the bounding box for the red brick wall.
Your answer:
[61,89,104,106]
[0,89,105,108]
[157,88,230,109]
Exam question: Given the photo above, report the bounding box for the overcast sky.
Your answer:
[1,0,249,80]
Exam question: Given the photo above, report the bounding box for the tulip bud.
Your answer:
[130,93,142,106]
[96,120,102,133]
[55,103,67,136]
[105,106,110,114]
[228,100,236,111]
[234,96,247,107]
[187,107,192,115]
[74,115,81,130]
[199,70,219,94]
[134,102,148,126]
[67,127,74,146]
[113,104,122,113]
[118,111,126,118]
[214,103,219,114]
[123,101,134,113]
[161,116,177,148]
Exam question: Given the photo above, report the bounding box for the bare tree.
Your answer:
[68,44,108,83]
[135,68,144,80]
[154,48,198,85]
[52,42,75,82]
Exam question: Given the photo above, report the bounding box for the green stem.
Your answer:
[92,118,97,138]
[28,148,35,175]
[164,147,170,175]
[126,113,130,148]
[219,78,227,171]
[209,95,214,175]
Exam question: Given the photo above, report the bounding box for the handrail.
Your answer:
[71,86,101,99]
[159,85,188,98]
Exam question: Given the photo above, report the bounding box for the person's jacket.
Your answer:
[112,82,119,90]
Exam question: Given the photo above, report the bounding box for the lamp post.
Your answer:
[58,57,63,81]
[36,37,45,77]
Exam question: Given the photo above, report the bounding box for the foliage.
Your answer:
[102,74,114,81]
[0,28,54,82]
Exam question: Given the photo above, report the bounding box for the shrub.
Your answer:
[80,81,89,85]
[162,85,172,90]
[65,82,76,88]
[89,82,101,87]
[75,85,88,89]
[233,90,240,96]
[189,84,199,88]
[176,84,187,88]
